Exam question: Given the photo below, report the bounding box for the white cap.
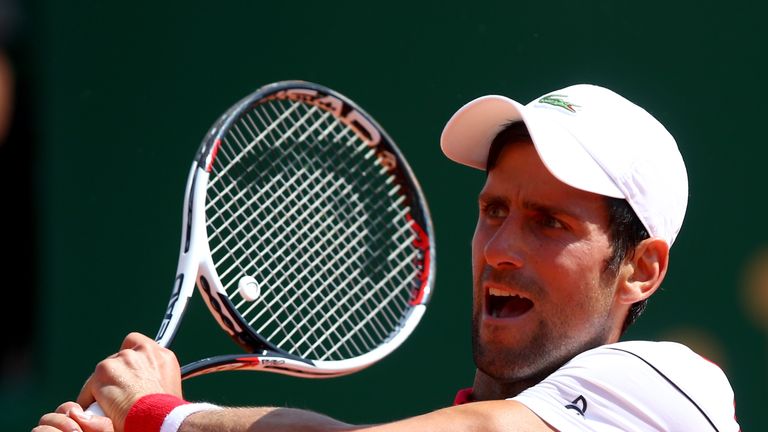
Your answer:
[440,84,688,246]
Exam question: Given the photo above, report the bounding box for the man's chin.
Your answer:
[471,346,560,399]
[471,325,562,384]
[474,350,538,382]
[473,338,541,381]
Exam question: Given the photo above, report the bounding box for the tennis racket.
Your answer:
[87,80,435,415]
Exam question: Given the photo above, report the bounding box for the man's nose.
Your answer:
[483,218,525,269]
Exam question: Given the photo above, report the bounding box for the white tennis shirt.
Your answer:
[512,341,740,431]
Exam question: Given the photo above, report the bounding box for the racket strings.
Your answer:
[212,167,386,357]
[211,109,389,356]
[259,100,420,339]
[206,112,353,281]
[295,243,422,358]
[243,103,408,357]
[205,106,330,228]
[206,111,374,261]
[225,103,414,310]
[205,97,423,361]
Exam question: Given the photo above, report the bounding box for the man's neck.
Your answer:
[471,369,549,401]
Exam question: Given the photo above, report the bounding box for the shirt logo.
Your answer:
[565,395,588,416]
[538,94,580,113]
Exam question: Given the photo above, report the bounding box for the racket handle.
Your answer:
[85,401,106,417]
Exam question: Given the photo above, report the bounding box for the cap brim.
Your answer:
[440,95,524,170]
[440,95,624,199]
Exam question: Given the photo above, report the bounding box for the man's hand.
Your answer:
[33,401,114,432]
[76,332,183,431]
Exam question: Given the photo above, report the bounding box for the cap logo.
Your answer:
[539,94,580,113]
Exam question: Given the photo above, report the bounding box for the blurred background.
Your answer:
[2,0,766,430]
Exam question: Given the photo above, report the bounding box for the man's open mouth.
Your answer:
[486,287,534,318]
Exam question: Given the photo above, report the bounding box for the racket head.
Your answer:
[185,81,435,377]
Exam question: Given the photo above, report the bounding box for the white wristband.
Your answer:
[159,402,222,432]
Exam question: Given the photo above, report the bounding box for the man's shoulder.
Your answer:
[563,340,736,426]
[599,339,700,356]
[576,339,704,361]
[513,340,739,431]
[571,340,726,377]
[565,340,731,387]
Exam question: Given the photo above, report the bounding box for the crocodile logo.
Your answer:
[539,94,580,113]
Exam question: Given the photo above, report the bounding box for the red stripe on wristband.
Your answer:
[125,393,189,432]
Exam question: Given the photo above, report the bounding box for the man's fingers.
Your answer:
[78,416,114,432]
[36,412,82,432]
[68,405,115,432]
[75,373,96,411]
[73,332,182,428]
[55,401,82,415]
[119,332,152,350]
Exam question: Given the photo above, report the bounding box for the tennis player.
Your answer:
[34,84,740,432]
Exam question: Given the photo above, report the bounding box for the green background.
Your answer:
[4,0,766,430]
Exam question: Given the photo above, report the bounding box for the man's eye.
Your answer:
[538,215,564,229]
[482,203,508,219]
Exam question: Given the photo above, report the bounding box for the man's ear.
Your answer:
[619,238,670,305]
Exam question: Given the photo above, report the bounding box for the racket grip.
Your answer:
[85,401,106,417]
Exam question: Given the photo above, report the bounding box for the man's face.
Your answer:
[472,141,625,384]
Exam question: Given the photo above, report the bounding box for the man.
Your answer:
[34,84,740,432]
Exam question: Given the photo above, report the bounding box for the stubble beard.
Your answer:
[471,266,615,389]
[471,307,562,385]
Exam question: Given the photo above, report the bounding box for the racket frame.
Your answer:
[155,81,436,379]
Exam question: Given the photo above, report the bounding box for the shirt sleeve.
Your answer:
[511,341,739,432]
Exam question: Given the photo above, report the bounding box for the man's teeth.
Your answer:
[486,288,534,318]
[489,288,519,297]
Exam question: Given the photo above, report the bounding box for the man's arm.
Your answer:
[34,399,554,432]
[175,400,553,432]
[46,332,554,432]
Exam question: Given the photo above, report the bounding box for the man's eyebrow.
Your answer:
[477,191,587,220]
[521,200,571,215]
[478,193,576,216]
[528,201,591,223]
[477,191,504,201]
[477,192,507,205]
